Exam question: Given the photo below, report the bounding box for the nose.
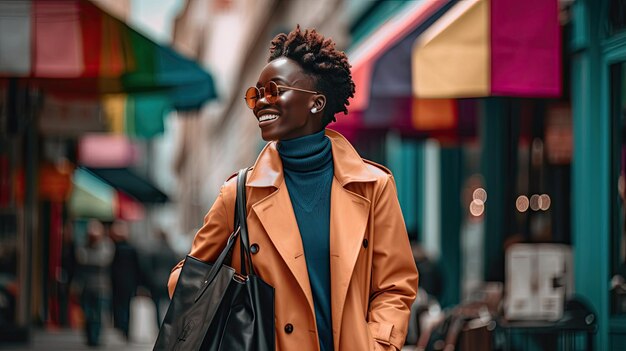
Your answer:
[255,91,271,110]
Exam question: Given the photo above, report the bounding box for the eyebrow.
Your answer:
[256,77,288,87]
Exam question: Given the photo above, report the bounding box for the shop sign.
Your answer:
[38,96,105,136]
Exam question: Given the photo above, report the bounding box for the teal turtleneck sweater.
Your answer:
[278,130,334,351]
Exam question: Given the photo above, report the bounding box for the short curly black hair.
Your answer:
[268,25,355,126]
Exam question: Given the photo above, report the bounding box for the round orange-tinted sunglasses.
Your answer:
[244,81,318,109]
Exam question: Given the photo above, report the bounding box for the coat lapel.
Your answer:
[251,182,315,316]
[329,178,371,349]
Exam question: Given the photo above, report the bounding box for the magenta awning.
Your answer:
[413,0,561,98]
[491,0,561,96]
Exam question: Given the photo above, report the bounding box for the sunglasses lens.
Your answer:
[245,87,259,109]
[265,81,279,104]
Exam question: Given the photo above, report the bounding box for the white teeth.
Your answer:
[259,114,279,122]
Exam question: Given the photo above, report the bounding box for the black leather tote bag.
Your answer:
[154,169,275,351]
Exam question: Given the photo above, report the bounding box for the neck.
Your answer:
[278,130,332,172]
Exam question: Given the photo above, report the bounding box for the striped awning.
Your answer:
[0,0,216,111]
[333,0,451,138]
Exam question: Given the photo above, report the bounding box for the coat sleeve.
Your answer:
[368,175,419,351]
[167,182,235,298]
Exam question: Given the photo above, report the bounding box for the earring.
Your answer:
[311,107,318,113]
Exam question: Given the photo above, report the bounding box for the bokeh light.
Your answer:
[470,199,485,217]
[540,194,551,210]
[530,194,540,211]
[473,187,487,202]
[516,195,529,212]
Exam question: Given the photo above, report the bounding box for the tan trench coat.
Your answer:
[168,129,419,351]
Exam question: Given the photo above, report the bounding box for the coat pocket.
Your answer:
[368,321,397,351]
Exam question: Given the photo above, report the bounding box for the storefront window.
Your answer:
[609,0,626,34]
[611,61,626,315]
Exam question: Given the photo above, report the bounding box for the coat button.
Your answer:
[284,323,294,334]
[250,243,259,254]
[363,239,369,248]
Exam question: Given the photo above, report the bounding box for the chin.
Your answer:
[260,130,278,142]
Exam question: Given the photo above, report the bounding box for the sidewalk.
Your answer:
[0,326,421,351]
[0,328,154,351]
[1,296,159,351]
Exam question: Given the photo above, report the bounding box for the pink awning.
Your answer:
[78,134,138,168]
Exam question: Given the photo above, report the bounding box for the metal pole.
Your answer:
[18,85,40,336]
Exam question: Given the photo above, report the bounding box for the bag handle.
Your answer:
[193,168,251,302]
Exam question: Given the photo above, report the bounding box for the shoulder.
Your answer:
[221,167,253,197]
[363,159,401,204]
[225,171,238,183]
[362,159,392,178]
[362,159,394,190]
[342,158,396,201]
[220,172,238,197]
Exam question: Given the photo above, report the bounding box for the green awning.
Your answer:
[69,168,115,220]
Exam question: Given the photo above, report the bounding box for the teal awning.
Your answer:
[120,29,216,111]
[84,167,168,204]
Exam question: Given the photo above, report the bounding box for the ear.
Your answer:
[310,94,326,115]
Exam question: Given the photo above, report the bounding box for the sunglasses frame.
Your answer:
[244,81,319,109]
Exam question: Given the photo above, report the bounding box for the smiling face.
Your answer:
[252,57,325,141]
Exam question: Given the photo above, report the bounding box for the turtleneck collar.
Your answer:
[277,130,332,173]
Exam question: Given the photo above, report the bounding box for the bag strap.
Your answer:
[237,168,256,277]
[193,168,251,302]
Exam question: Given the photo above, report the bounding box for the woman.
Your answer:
[168,26,418,351]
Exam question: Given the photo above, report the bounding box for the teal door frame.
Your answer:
[571,0,608,348]
[603,33,626,347]
[571,0,626,349]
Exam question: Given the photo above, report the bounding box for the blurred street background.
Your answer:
[0,0,625,350]
[1,328,152,350]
